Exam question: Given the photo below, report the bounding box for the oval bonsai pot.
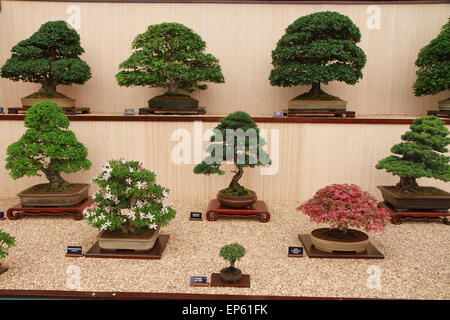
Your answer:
[18,183,89,206]
[98,226,160,251]
[219,267,242,283]
[378,186,450,211]
[288,98,347,111]
[21,92,75,108]
[217,189,257,208]
[438,98,450,111]
[148,95,199,109]
[310,228,369,253]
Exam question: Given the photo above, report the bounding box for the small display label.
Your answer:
[67,246,83,255]
[190,276,208,284]
[190,212,202,220]
[288,246,303,257]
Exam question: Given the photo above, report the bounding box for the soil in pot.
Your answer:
[310,228,369,253]
[217,188,257,208]
[18,183,89,206]
[219,267,242,283]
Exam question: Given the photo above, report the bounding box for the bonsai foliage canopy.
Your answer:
[414,19,450,96]
[193,111,272,196]
[5,101,92,190]
[0,230,15,260]
[0,20,91,94]
[116,22,225,95]
[269,11,366,99]
[376,115,450,192]
[220,243,246,269]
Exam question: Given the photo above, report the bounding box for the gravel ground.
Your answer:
[0,198,448,299]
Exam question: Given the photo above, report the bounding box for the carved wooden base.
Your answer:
[0,265,8,276]
[84,234,169,259]
[206,199,270,222]
[7,198,94,220]
[139,107,206,115]
[379,201,450,225]
[427,110,450,118]
[299,234,384,259]
[285,109,355,118]
[8,107,89,115]
[210,273,250,288]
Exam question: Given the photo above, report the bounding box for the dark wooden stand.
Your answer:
[299,234,384,259]
[285,109,355,118]
[7,198,94,220]
[210,273,250,288]
[379,201,450,225]
[0,265,8,276]
[206,199,270,222]
[84,234,169,260]
[428,110,450,118]
[8,107,90,115]
[139,107,206,115]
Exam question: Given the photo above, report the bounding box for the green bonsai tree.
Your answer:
[5,101,92,190]
[0,230,15,260]
[414,19,449,97]
[269,11,366,100]
[193,111,271,196]
[376,115,450,192]
[116,22,224,97]
[0,20,91,97]
[220,243,245,271]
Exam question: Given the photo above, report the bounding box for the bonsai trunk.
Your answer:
[228,166,244,192]
[308,82,324,97]
[39,80,57,94]
[42,168,70,190]
[167,81,179,95]
[228,260,236,271]
[395,177,420,193]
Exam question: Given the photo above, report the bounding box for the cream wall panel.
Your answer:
[0,120,448,203]
[0,2,449,116]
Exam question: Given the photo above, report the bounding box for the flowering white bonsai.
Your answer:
[83,159,176,235]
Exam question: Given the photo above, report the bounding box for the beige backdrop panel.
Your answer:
[0,120,448,203]
[0,1,449,116]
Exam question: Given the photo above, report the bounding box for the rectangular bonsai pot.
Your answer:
[377,186,450,211]
[18,183,90,207]
[97,227,160,251]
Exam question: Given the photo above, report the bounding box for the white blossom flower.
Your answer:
[136,181,147,190]
[149,223,158,230]
[146,213,155,222]
[135,200,144,209]
[100,221,111,231]
[126,178,132,185]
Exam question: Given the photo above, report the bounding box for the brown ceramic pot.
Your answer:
[21,92,76,108]
[97,226,160,251]
[148,95,199,109]
[310,228,369,253]
[18,183,89,207]
[217,189,257,208]
[219,267,242,283]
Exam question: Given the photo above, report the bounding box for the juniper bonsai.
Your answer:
[0,20,91,96]
[116,22,224,96]
[193,111,271,196]
[376,115,450,193]
[269,11,366,100]
[414,19,450,97]
[5,101,92,190]
[220,243,245,271]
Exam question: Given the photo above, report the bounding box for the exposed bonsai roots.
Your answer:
[42,168,70,191]
[228,167,244,192]
[395,177,420,193]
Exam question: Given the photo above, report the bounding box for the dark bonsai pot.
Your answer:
[378,186,450,212]
[310,228,369,253]
[18,183,90,206]
[217,189,257,208]
[219,267,242,283]
[148,94,199,109]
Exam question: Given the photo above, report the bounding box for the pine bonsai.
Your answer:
[0,20,91,104]
[220,243,245,273]
[269,11,366,101]
[0,230,15,261]
[116,22,224,102]
[414,19,450,97]
[5,101,92,190]
[376,115,450,193]
[193,111,271,196]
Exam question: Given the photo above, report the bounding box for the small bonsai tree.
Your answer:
[83,159,177,235]
[414,19,449,97]
[298,184,390,236]
[0,230,16,261]
[193,111,271,196]
[116,22,224,97]
[0,20,91,96]
[269,11,366,100]
[220,243,246,272]
[376,115,450,193]
[5,101,92,190]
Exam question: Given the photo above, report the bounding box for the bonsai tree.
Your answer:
[376,115,450,193]
[413,19,449,100]
[0,20,91,106]
[194,111,271,196]
[269,11,366,103]
[84,159,177,235]
[5,101,92,190]
[298,184,390,236]
[116,22,224,106]
[219,243,246,283]
[0,230,15,261]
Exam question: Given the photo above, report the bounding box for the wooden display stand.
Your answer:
[427,110,450,118]
[206,199,270,222]
[7,198,94,220]
[299,234,384,259]
[84,234,169,260]
[8,107,90,115]
[210,273,250,288]
[285,109,355,118]
[139,107,206,115]
[379,201,450,225]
